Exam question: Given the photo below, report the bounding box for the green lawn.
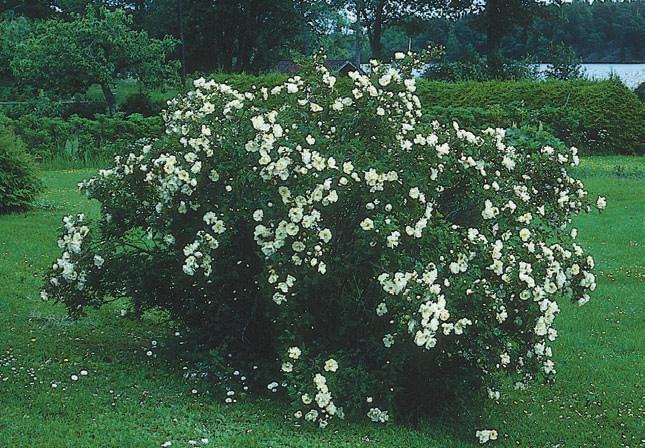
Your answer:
[0,158,642,447]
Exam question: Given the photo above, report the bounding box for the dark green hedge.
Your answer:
[0,116,41,213]
[416,78,644,155]
[8,76,642,162]
[204,75,643,154]
[208,72,288,91]
[10,113,162,162]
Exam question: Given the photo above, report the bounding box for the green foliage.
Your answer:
[635,82,645,102]
[85,78,180,112]
[0,16,31,83]
[9,112,162,163]
[0,115,41,212]
[0,90,108,119]
[544,43,584,80]
[9,6,178,113]
[121,92,165,117]
[416,78,645,155]
[424,58,491,82]
[425,56,540,81]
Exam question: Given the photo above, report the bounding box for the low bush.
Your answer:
[0,115,41,213]
[425,56,539,82]
[121,92,165,117]
[42,52,605,438]
[424,59,490,82]
[0,91,108,119]
[9,112,163,162]
[416,78,645,155]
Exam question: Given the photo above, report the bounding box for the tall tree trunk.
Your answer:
[370,0,386,60]
[353,20,361,67]
[237,37,251,72]
[486,0,503,78]
[101,83,117,115]
[302,18,309,56]
[370,23,383,60]
[177,0,187,85]
[236,0,256,72]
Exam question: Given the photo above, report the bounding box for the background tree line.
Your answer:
[1,1,642,78]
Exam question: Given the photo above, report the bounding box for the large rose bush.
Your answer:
[42,51,605,432]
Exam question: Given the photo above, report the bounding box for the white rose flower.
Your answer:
[319,228,332,243]
[324,358,338,372]
[288,346,301,360]
[93,255,105,268]
[360,218,374,231]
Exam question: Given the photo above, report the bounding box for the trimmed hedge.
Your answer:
[8,76,642,162]
[208,72,288,91]
[197,74,643,155]
[0,115,41,213]
[9,112,163,162]
[416,78,644,155]
[205,74,643,155]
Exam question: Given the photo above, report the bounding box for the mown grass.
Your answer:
[0,157,642,447]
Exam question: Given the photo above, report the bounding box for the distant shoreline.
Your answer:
[566,62,644,65]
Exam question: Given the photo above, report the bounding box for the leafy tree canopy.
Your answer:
[10,6,178,113]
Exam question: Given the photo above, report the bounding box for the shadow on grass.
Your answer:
[23,298,486,446]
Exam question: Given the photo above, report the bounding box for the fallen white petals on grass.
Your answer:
[475,429,498,444]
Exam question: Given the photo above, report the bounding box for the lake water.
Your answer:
[386,63,645,89]
[536,64,645,89]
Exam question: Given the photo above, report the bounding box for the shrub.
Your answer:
[0,115,41,213]
[424,59,490,82]
[42,52,605,437]
[636,82,645,102]
[10,112,163,162]
[416,78,645,155]
[121,92,165,117]
[0,89,109,120]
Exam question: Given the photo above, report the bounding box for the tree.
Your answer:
[10,6,178,113]
[341,0,465,60]
[0,0,53,19]
[468,0,560,78]
[0,16,31,84]
[544,42,583,80]
[141,0,301,74]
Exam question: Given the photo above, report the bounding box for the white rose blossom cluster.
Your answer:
[41,213,106,303]
[41,50,605,441]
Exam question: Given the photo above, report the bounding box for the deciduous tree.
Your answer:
[10,6,178,113]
